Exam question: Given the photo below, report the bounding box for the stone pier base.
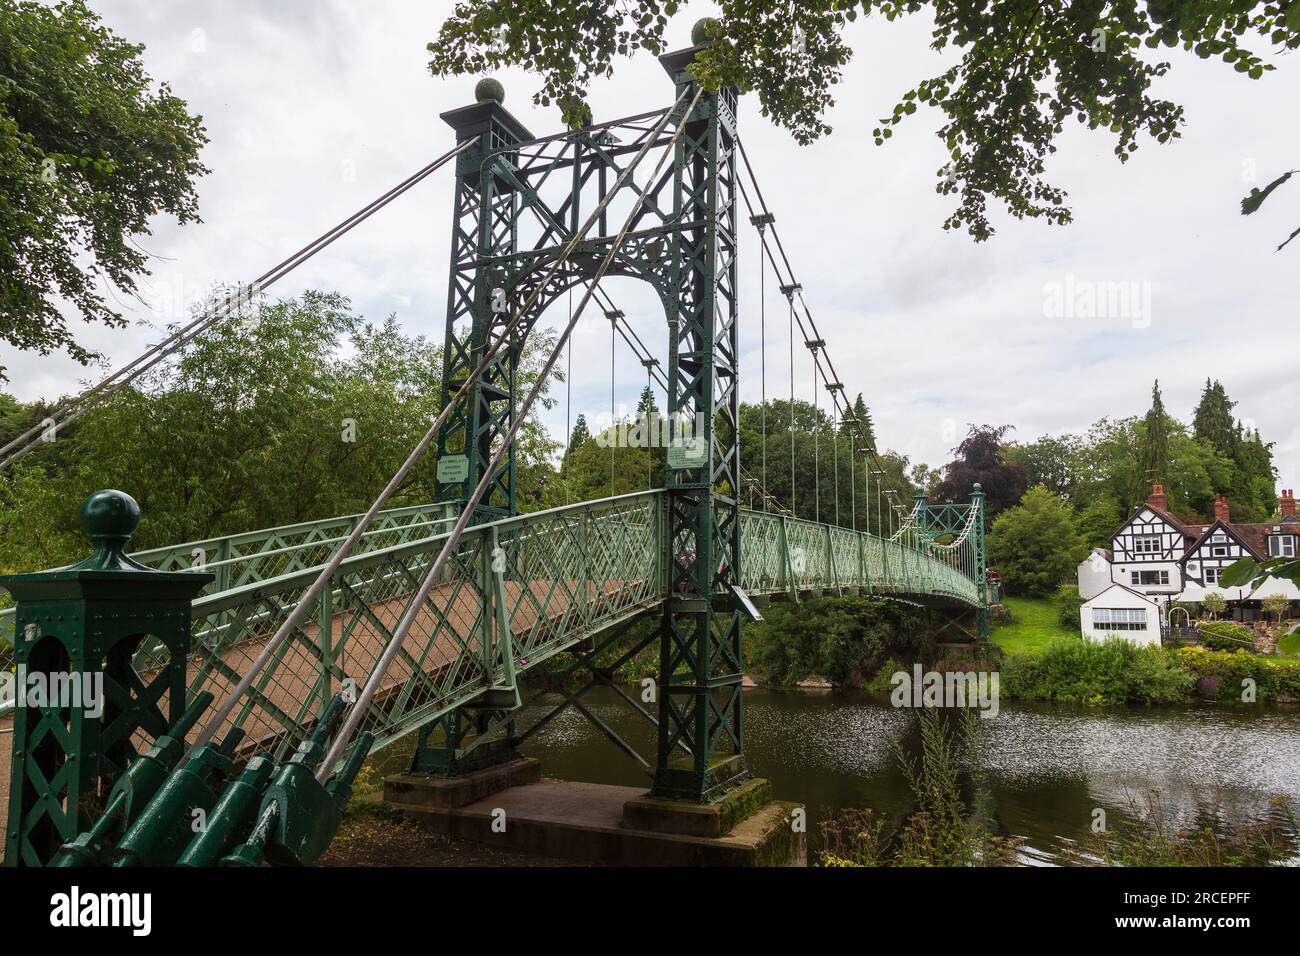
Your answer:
[383,769,805,866]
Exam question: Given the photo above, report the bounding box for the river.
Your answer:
[385,685,1300,864]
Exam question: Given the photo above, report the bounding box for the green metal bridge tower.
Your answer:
[427,27,746,802]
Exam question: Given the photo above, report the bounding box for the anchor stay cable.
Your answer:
[0,136,484,473]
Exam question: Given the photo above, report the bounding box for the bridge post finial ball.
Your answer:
[691,17,721,46]
[80,489,141,545]
[475,77,505,104]
[973,483,982,493]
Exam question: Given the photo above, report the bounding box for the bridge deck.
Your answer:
[1,491,985,859]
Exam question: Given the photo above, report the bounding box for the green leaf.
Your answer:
[1218,557,1262,588]
[1241,170,1294,216]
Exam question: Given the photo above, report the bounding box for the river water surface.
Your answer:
[440,686,1300,863]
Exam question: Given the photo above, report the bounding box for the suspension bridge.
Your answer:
[0,24,991,867]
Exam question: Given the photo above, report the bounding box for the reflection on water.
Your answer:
[381,686,1300,863]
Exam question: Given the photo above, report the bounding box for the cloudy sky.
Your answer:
[6,2,1298,491]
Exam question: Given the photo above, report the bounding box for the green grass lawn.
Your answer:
[993,597,1300,663]
[991,596,1079,655]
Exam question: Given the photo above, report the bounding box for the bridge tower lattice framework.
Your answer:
[425,32,746,802]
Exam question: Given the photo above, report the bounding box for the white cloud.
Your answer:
[5,2,1296,489]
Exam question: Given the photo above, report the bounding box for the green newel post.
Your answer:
[1,490,211,867]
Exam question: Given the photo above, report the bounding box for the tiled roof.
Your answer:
[1180,519,1293,562]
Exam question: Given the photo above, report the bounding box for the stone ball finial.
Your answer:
[475,77,505,105]
[972,482,982,493]
[691,17,721,46]
[80,489,140,547]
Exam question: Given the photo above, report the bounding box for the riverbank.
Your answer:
[741,593,1300,704]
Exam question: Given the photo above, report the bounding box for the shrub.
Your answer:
[1171,647,1300,702]
[1198,620,1254,652]
[1000,637,1192,704]
[988,603,1015,628]
[1050,585,1084,630]
[744,596,932,687]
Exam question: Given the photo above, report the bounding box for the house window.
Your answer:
[1205,568,1220,585]
[1269,535,1297,559]
[1130,570,1169,587]
[1092,608,1147,631]
[1211,545,1228,557]
[1133,535,1162,554]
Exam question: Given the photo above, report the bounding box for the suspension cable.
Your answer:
[812,346,820,522]
[752,215,770,514]
[831,381,840,527]
[736,135,916,511]
[191,91,691,755]
[0,137,482,473]
[787,290,796,517]
[609,310,616,497]
[564,286,572,503]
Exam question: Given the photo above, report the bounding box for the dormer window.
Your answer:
[1133,535,1161,554]
[1270,535,1297,559]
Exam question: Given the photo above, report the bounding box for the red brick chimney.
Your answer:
[1147,483,1168,511]
[1214,493,1231,524]
[1282,489,1296,520]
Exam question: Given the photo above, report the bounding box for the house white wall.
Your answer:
[1249,576,1300,601]
[1077,549,1111,600]
[1111,558,1183,596]
[1080,585,1162,647]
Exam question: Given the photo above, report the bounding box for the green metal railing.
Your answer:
[738,511,980,605]
[2,491,980,747]
[0,501,457,712]
[172,491,666,763]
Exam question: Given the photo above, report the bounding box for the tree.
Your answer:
[0,293,566,571]
[1261,592,1289,624]
[1075,494,1123,550]
[427,2,1299,242]
[987,485,1088,597]
[1004,433,1082,499]
[565,413,591,462]
[1140,380,1170,489]
[1192,379,1237,458]
[0,0,209,378]
[932,424,1027,518]
[1200,591,1228,620]
[849,393,875,451]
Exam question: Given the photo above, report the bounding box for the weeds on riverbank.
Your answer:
[1064,791,1299,867]
[1000,637,1192,704]
[818,709,1019,866]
